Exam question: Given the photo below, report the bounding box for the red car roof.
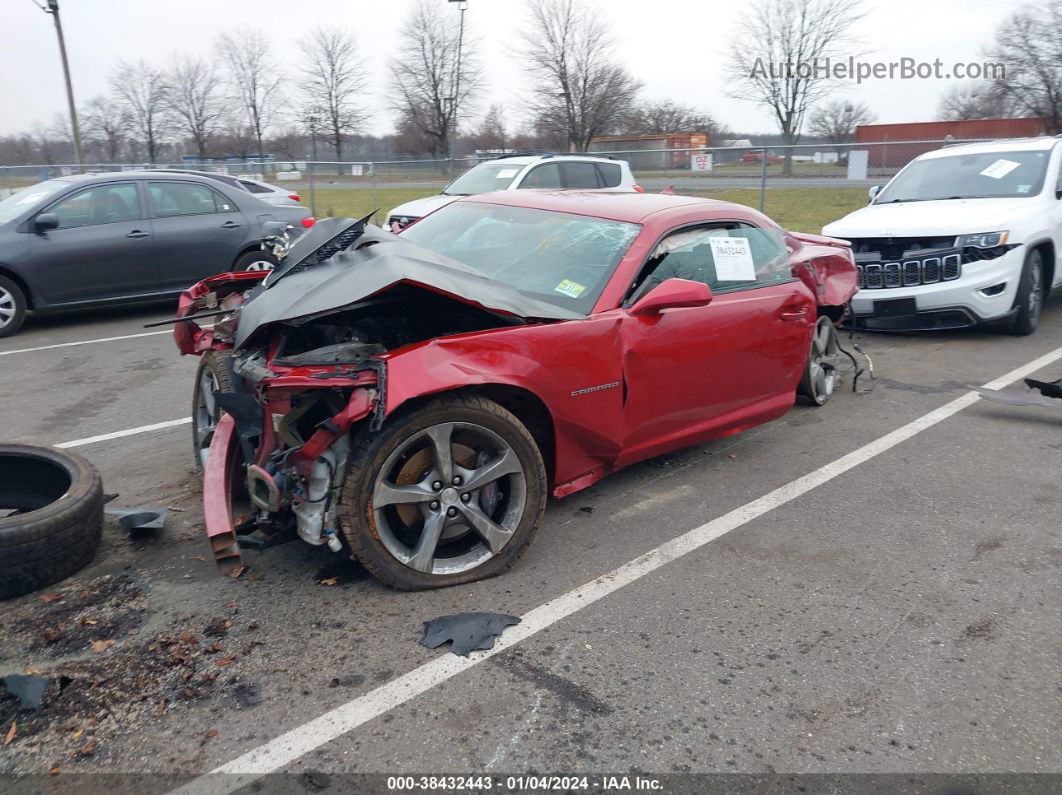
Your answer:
[457,189,756,225]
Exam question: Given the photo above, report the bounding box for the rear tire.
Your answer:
[339,395,547,590]
[797,316,839,407]
[0,275,27,339]
[191,351,235,473]
[1007,248,1044,336]
[0,445,103,600]
[233,250,278,272]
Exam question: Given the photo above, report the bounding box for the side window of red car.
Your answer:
[626,222,791,304]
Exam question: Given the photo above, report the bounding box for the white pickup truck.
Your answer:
[823,137,1062,335]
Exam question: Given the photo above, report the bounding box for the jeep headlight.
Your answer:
[958,231,1008,248]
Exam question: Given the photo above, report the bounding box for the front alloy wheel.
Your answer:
[340,396,547,590]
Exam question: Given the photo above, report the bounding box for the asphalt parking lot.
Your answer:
[1,297,1061,787]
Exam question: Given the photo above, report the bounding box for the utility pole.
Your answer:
[447,0,468,178]
[42,0,84,170]
[307,114,319,217]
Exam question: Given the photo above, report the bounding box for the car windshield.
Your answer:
[442,163,523,196]
[400,201,641,313]
[876,149,1050,203]
[0,180,69,224]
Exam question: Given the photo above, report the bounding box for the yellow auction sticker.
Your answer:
[554,279,586,298]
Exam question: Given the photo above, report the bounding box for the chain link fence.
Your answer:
[0,136,1040,220]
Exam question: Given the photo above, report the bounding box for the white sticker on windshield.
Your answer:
[496,168,519,179]
[980,158,1020,179]
[1017,184,1032,194]
[554,279,586,298]
[709,236,756,281]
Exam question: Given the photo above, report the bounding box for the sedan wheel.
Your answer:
[798,316,839,407]
[340,396,547,590]
[0,276,27,338]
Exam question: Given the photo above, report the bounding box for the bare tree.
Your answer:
[520,0,641,152]
[469,104,509,151]
[726,0,863,173]
[390,0,482,157]
[807,100,874,143]
[167,56,227,160]
[622,100,729,139]
[937,83,1010,121]
[81,96,129,161]
[985,0,1062,133]
[299,27,370,164]
[217,29,283,158]
[111,60,170,164]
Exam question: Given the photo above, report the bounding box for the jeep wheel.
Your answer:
[1008,248,1044,336]
[340,395,547,590]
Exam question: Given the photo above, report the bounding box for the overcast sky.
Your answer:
[4,0,1025,141]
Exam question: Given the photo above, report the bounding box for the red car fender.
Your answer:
[381,319,628,496]
[786,232,859,310]
[174,270,268,355]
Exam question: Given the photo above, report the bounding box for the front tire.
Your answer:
[1007,248,1045,336]
[0,275,27,339]
[339,395,547,590]
[191,351,235,473]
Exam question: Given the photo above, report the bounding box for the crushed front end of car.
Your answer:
[171,216,572,577]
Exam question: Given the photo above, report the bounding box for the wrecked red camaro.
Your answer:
[172,191,858,589]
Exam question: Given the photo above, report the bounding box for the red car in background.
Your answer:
[173,191,858,590]
[740,150,785,164]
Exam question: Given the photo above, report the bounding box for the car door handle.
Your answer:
[126,230,150,238]
[220,221,242,229]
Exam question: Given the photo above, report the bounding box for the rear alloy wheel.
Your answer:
[0,275,27,338]
[234,250,279,272]
[191,351,235,472]
[340,395,547,590]
[798,315,839,407]
[1007,248,1044,336]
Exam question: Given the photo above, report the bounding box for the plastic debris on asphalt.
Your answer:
[104,507,169,533]
[420,612,521,656]
[2,675,48,710]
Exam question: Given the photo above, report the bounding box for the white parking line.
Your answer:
[171,343,1062,793]
[0,329,172,357]
[56,418,191,449]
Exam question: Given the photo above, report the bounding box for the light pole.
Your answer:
[38,0,83,170]
[447,0,468,177]
[306,114,319,217]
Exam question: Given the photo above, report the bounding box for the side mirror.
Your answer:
[35,212,59,231]
[630,278,713,316]
[867,185,882,203]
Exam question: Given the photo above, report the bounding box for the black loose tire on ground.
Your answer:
[0,274,28,339]
[1007,248,1045,337]
[0,445,104,600]
[191,351,236,473]
[339,395,548,591]
[233,250,279,272]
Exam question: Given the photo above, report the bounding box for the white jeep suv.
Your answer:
[823,137,1062,335]
[387,154,639,230]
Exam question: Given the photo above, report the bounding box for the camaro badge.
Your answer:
[571,381,621,397]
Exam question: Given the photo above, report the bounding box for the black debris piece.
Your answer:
[1025,377,1062,399]
[105,506,169,532]
[103,493,119,504]
[420,612,521,657]
[2,674,48,710]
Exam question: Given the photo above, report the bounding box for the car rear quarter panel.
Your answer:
[382,318,626,494]
[786,233,858,310]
